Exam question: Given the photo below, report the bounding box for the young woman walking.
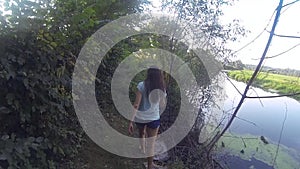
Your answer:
[128,67,166,169]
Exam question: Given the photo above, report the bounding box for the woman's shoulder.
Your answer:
[137,81,144,86]
[137,81,145,91]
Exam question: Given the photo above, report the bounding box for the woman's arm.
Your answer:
[159,91,167,112]
[128,90,142,135]
[131,90,142,121]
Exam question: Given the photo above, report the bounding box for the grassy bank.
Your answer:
[228,70,300,100]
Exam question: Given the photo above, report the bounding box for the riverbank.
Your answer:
[227,70,300,100]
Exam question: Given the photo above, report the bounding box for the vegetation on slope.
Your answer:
[228,70,300,100]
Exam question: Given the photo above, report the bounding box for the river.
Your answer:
[224,79,300,150]
[219,78,300,168]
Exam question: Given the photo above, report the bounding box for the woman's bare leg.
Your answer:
[138,126,146,153]
[146,127,159,169]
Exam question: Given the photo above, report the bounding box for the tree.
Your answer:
[0,0,246,168]
[0,0,149,168]
[153,0,247,168]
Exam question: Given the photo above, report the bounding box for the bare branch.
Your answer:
[246,92,300,99]
[248,87,265,107]
[252,42,300,60]
[232,10,276,54]
[266,30,300,39]
[208,0,284,151]
[223,107,259,127]
[232,0,300,54]
[222,72,243,95]
[222,135,258,140]
[267,43,300,59]
[282,0,300,8]
[235,116,258,127]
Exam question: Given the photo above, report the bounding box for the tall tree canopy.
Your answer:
[0,0,149,168]
[0,0,244,168]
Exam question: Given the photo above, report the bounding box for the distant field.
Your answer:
[228,70,300,100]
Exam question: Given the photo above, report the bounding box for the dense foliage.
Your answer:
[0,0,149,168]
[0,0,244,168]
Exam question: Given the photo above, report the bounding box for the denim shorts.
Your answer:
[135,117,160,129]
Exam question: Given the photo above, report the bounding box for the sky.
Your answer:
[150,0,300,70]
[220,0,300,70]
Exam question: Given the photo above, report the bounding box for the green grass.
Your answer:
[217,133,300,169]
[228,70,300,100]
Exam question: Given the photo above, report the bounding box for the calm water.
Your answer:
[218,155,274,169]
[223,79,300,151]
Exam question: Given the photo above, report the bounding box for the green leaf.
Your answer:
[28,137,35,143]
[15,145,23,154]
[0,106,11,114]
[17,57,26,65]
[23,78,29,89]
[1,135,9,140]
[5,93,14,105]
[50,42,57,47]
[0,154,7,160]
[11,133,16,141]
[35,137,44,143]
[58,147,65,156]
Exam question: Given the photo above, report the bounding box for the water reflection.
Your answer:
[223,79,300,151]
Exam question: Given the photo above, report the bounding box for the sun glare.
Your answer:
[0,0,11,16]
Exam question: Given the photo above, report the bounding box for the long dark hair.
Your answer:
[144,67,165,101]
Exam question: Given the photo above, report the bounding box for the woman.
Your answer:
[128,67,166,169]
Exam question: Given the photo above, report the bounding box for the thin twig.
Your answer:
[234,116,258,127]
[222,72,243,95]
[223,108,258,127]
[266,30,300,39]
[241,137,247,148]
[232,10,276,54]
[266,42,300,59]
[222,135,258,140]
[248,87,264,107]
[251,42,300,60]
[233,0,300,55]
[272,103,288,167]
[282,0,300,8]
